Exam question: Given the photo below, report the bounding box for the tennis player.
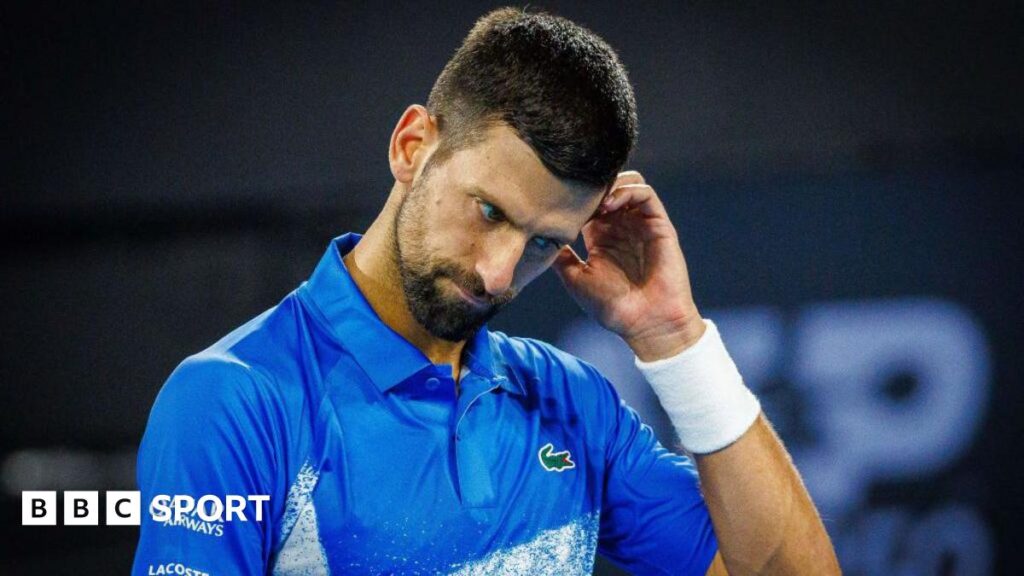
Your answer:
[133,7,839,575]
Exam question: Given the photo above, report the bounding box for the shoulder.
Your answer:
[146,351,285,452]
[489,330,606,385]
[141,348,288,484]
[201,295,300,380]
[138,297,315,504]
[488,331,629,461]
[157,292,313,411]
[488,331,623,415]
[150,300,301,436]
[157,351,264,407]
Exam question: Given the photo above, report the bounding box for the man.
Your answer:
[133,7,839,575]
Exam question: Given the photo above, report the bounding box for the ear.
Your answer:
[388,104,439,184]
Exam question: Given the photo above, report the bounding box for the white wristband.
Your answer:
[634,319,761,454]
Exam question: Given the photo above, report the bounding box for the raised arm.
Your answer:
[633,319,840,575]
[552,170,840,575]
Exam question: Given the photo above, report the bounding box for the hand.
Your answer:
[551,170,706,361]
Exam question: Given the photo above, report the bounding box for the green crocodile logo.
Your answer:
[538,443,575,472]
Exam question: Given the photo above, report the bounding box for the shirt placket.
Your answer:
[451,371,503,510]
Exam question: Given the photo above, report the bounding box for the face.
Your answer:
[392,123,605,342]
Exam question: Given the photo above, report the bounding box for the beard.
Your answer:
[391,171,516,342]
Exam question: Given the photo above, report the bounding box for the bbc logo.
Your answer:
[22,491,141,526]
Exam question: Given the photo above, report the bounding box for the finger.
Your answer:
[613,170,645,187]
[550,244,587,286]
[597,171,645,207]
[602,171,644,204]
[601,183,667,218]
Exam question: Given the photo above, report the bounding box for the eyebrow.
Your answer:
[469,186,577,246]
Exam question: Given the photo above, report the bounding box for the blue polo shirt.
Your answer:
[133,233,718,576]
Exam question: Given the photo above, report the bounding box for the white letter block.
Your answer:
[64,491,99,525]
[106,491,141,525]
[23,491,56,525]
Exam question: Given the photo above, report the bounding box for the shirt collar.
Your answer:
[297,233,524,396]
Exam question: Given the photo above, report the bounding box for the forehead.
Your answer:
[437,123,604,226]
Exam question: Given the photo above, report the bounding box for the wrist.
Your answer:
[634,319,761,454]
[626,312,706,362]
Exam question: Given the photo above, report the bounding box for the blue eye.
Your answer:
[530,236,557,251]
[478,201,505,222]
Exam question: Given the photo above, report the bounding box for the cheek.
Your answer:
[448,197,487,257]
[413,190,460,245]
[512,255,554,290]
[417,194,480,261]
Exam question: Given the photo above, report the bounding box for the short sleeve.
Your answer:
[132,356,281,576]
[592,366,719,575]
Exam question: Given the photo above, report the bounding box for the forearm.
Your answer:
[632,318,839,575]
[696,414,840,575]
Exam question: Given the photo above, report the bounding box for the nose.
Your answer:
[475,233,526,297]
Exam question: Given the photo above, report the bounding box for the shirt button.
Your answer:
[424,377,440,391]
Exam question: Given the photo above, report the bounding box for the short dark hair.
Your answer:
[426,7,637,189]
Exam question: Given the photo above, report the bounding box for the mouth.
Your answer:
[448,278,488,308]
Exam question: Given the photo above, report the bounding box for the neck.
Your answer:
[342,185,468,378]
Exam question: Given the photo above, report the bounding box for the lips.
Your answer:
[450,279,487,308]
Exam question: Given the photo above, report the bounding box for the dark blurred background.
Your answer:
[2,1,1021,574]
